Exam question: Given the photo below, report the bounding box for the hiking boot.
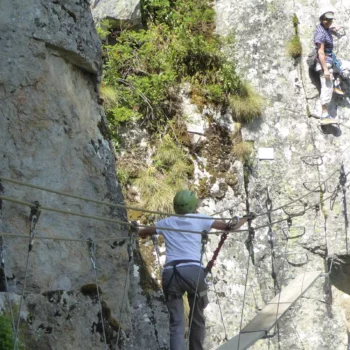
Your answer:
[320,116,334,124]
[334,87,345,95]
[320,115,341,124]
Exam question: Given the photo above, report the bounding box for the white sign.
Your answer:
[258,148,274,160]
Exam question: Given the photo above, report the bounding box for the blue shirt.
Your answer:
[314,23,333,64]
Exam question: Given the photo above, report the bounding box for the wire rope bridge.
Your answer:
[0,162,347,350]
[217,271,321,350]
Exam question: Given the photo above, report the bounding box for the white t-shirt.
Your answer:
[156,213,215,266]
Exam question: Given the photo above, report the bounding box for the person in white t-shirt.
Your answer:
[139,190,251,350]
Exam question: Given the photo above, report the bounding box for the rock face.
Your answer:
[124,1,350,350]
[2,0,350,350]
[209,0,350,349]
[91,0,141,28]
[0,0,129,349]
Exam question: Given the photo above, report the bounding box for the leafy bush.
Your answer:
[98,0,260,135]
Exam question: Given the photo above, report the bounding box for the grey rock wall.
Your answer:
[0,0,129,349]
[91,0,141,28]
[211,0,350,349]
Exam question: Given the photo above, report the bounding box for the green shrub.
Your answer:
[0,313,15,350]
[98,0,259,135]
[287,34,302,59]
[229,83,263,123]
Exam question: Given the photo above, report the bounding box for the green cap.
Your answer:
[173,190,198,214]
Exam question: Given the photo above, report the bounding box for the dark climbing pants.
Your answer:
[162,265,209,350]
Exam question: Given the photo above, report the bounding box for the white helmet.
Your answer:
[319,7,335,20]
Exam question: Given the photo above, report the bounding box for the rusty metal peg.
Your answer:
[282,204,306,217]
[285,252,309,267]
[303,181,326,193]
[282,226,306,240]
[300,155,323,166]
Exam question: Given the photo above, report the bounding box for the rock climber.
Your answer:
[138,190,253,350]
[314,7,350,124]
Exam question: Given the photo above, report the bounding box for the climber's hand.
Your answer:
[243,212,257,220]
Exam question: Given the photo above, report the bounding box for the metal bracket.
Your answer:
[303,181,326,193]
[285,252,309,267]
[28,201,41,251]
[265,187,273,211]
[340,164,347,187]
[300,155,323,166]
[282,226,306,240]
[282,204,306,217]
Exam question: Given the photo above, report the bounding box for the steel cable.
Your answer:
[186,233,207,350]
[88,240,108,350]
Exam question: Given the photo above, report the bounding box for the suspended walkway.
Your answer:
[217,271,321,350]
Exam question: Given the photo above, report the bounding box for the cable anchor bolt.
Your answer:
[28,201,41,251]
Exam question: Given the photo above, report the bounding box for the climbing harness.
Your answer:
[88,239,108,350]
[14,201,41,350]
[116,221,137,349]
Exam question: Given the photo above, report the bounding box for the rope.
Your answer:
[186,232,207,350]
[0,232,129,243]
[14,203,40,350]
[0,195,229,235]
[0,176,232,221]
[116,231,135,349]
[339,164,349,253]
[88,239,108,349]
[0,237,17,349]
[204,251,228,341]
[237,233,254,350]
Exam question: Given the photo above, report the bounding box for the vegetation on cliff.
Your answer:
[96,0,261,220]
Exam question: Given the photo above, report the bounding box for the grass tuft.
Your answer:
[232,141,253,162]
[287,34,302,59]
[100,85,118,110]
[229,83,263,123]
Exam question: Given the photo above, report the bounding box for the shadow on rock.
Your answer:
[318,124,342,137]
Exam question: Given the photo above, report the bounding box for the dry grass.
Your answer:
[287,35,302,59]
[100,84,118,110]
[229,83,263,123]
[232,141,253,162]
